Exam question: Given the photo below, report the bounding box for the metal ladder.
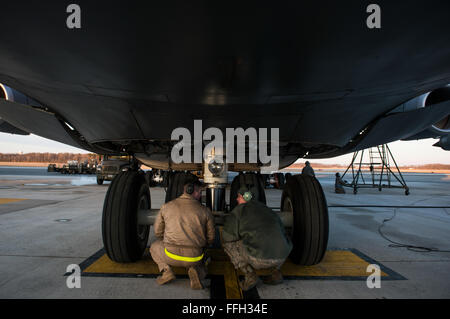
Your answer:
[341,144,410,195]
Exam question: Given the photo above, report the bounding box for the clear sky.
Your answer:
[306,138,450,166]
[0,132,448,166]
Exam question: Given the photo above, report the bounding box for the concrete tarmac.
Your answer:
[0,167,449,299]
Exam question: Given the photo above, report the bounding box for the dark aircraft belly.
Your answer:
[0,1,449,147]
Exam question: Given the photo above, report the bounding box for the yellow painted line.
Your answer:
[223,262,243,299]
[84,249,388,277]
[270,250,387,277]
[0,198,27,204]
[84,254,164,274]
[85,252,236,277]
[82,249,388,299]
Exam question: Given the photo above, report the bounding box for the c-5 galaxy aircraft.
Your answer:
[0,1,449,266]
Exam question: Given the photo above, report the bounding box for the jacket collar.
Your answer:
[180,193,195,200]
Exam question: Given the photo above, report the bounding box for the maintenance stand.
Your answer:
[340,144,410,195]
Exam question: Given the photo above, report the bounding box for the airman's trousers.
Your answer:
[222,240,285,271]
[150,240,203,272]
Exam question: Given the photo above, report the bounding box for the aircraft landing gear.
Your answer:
[102,170,150,262]
[101,146,329,267]
[281,174,329,265]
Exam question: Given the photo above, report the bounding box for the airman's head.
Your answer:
[184,180,203,201]
[236,186,256,205]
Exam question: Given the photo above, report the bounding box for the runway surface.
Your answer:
[0,166,449,298]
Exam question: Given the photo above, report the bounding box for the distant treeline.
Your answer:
[407,164,450,170]
[0,153,449,169]
[0,153,98,163]
[289,163,345,168]
[289,162,450,170]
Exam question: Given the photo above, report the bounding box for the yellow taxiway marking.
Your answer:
[223,262,243,299]
[258,250,389,277]
[82,249,388,299]
[0,198,27,204]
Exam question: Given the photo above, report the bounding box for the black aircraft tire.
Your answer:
[164,172,178,203]
[164,171,182,203]
[229,173,267,211]
[276,173,286,189]
[260,174,269,188]
[97,177,104,185]
[145,171,154,187]
[161,171,169,188]
[256,174,267,204]
[281,174,329,265]
[102,171,151,263]
[285,173,292,182]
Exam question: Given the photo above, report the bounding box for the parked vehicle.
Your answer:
[96,155,132,185]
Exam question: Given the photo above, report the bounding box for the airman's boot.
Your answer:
[263,268,283,285]
[239,265,260,291]
[156,267,176,285]
[188,267,203,290]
